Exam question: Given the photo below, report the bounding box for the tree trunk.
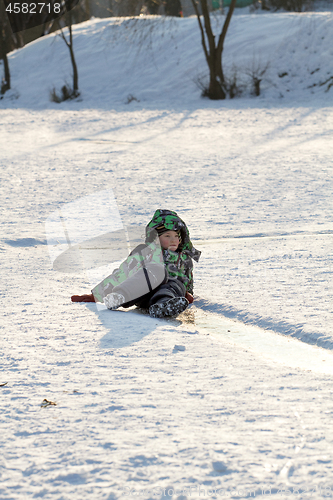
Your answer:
[208,75,225,99]
[65,15,79,96]
[192,0,235,100]
[70,44,79,94]
[203,2,226,99]
[0,19,11,95]
[68,23,79,94]
[216,0,236,83]
[208,48,225,99]
[2,52,11,93]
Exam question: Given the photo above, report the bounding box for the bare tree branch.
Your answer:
[201,0,215,56]
[190,0,210,65]
[217,0,236,54]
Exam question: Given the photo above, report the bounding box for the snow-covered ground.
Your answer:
[1,10,333,500]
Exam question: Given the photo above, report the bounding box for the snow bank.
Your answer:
[1,11,333,109]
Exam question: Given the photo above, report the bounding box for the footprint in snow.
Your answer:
[173,345,186,352]
[212,461,229,474]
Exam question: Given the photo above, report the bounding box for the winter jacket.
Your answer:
[92,209,200,302]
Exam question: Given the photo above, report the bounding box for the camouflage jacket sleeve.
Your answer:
[163,250,194,294]
[92,242,163,302]
[186,267,194,295]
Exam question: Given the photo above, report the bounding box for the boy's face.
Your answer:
[159,230,180,251]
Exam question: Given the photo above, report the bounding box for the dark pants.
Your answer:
[113,263,186,310]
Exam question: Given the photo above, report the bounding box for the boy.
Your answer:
[71,209,201,318]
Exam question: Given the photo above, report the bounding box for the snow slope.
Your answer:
[1,11,333,500]
[1,11,333,108]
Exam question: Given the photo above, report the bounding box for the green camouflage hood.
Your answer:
[145,209,201,262]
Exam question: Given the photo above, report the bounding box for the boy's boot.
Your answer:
[149,297,189,318]
[104,292,125,310]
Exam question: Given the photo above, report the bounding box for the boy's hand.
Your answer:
[185,292,194,304]
[71,294,95,303]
